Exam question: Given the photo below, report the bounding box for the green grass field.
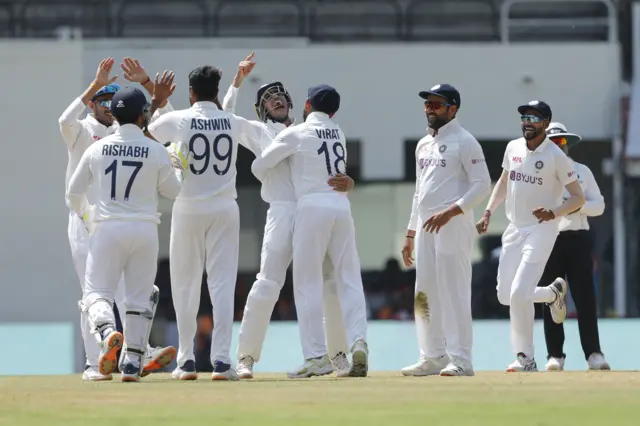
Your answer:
[1,372,638,425]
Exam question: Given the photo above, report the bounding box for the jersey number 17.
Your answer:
[105,160,143,201]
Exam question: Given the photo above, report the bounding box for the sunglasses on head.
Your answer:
[550,136,568,146]
[424,100,451,110]
[520,114,543,123]
[97,100,112,109]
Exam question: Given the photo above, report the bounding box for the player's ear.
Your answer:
[88,101,95,110]
[304,99,311,111]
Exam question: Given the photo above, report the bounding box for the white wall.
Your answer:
[0,42,84,323]
[0,40,619,325]
[83,41,621,179]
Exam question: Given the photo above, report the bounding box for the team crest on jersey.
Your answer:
[535,160,544,170]
[439,145,447,153]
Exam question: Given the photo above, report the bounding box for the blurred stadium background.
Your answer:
[0,0,638,374]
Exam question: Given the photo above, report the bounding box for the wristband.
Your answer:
[405,235,414,239]
[484,209,492,216]
[141,77,151,85]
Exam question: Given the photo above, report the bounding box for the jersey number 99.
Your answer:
[317,141,346,176]
[189,133,233,176]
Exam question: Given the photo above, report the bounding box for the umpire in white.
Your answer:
[538,123,610,371]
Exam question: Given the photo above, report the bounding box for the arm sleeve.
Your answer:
[234,115,267,156]
[150,100,175,123]
[455,136,492,214]
[148,112,180,144]
[222,85,239,113]
[66,147,93,216]
[501,143,510,171]
[58,97,88,149]
[580,166,605,216]
[407,146,421,231]
[251,128,300,181]
[157,148,183,200]
[555,152,578,186]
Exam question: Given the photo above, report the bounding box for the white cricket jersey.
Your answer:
[407,119,491,231]
[147,101,261,212]
[559,160,604,232]
[252,112,348,202]
[502,137,577,228]
[59,97,174,211]
[66,124,182,224]
[221,86,295,203]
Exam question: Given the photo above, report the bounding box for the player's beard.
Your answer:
[427,114,449,131]
[522,124,541,140]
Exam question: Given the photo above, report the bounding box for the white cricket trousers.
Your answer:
[82,220,159,349]
[414,212,475,362]
[292,194,367,360]
[68,212,125,367]
[237,202,347,362]
[170,199,239,366]
[497,222,559,358]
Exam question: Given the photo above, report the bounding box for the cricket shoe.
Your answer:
[82,365,112,381]
[287,355,334,378]
[140,346,177,378]
[588,353,611,370]
[349,340,369,377]
[172,360,198,381]
[98,330,124,376]
[506,353,538,372]
[332,352,350,378]
[401,355,449,376]
[547,278,568,324]
[545,356,565,371]
[121,362,141,383]
[440,356,475,376]
[212,360,239,381]
[237,356,255,379]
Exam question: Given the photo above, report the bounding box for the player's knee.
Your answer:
[509,284,533,307]
[248,278,281,302]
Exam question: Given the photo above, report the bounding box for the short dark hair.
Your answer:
[114,113,141,125]
[189,66,221,101]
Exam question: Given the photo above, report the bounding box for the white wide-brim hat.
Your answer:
[546,122,582,148]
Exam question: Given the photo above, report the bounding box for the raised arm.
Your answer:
[251,127,299,181]
[59,58,118,148]
[119,57,175,120]
[222,52,256,113]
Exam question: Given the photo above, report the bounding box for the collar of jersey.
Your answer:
[306,111,331,122]
[525,137,553,153]
[191,101,219,110]
[86,113,114,130]
[117,123,145,136]
[427,117,459,137]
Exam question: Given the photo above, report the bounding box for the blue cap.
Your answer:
[110,87,149,120]
[91,83,120,101]
[308,84,340,116]
[419,84,461,109]
[518,100,552,121]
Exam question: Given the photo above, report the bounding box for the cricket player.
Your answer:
[147,65,271,381]
[66,85,184,382]
[400,84,491,377]
[58,57,176,381]
[477,101,586,372]
[221,54,351,378]
[252,85,369,377]
[539,123,609,371]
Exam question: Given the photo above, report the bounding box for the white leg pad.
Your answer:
[122,286,159,367]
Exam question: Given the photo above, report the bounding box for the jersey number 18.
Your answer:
[317,141,346,176]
